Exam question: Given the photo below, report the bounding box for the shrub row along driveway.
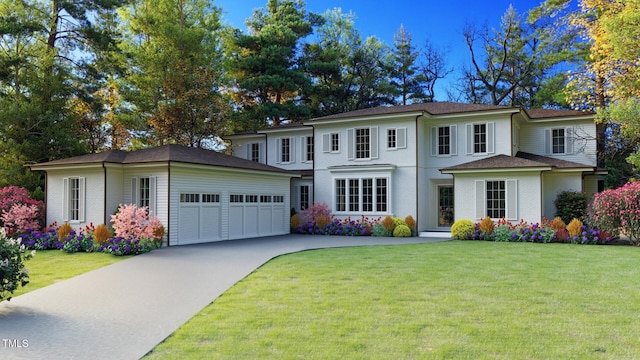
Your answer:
[0,234,446,360]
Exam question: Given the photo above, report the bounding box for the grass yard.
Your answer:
[13,250,128,297]
[145,241,640,359]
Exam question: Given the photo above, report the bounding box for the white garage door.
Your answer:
[178,193,222,245]
[229,194,286,240]
[178,192,286,244]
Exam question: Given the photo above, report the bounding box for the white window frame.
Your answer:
[387,128,407,150]
[475,179,517,220]
[63,177,85,223]
[466,122,495,155]
[347,127,379,161]
[277,137,295,164]
[333,176,390,214]
[431,125,457,156]
[545,127,574,155]
[132,176,156,215]
[248,142,262,163]
[301,136,313,163]
[322,133,340,153]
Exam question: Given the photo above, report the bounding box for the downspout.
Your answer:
[102,162,108,225]
[167,161,171,247]
[312,125,316,205]
[415,113,422,233]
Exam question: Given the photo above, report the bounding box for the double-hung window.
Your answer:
[323,133,341,153]
[466,122,494,155]
[277,137,295,163]
[63,177,85,222]
[249,143,261,162]
[355,128,370,159]
[347,127,378,160]
[545,127,574,155]
[387,128,407,150]
[432,126,457,156]
[475,179,517,220]
[132,176,156,214]
[304,136,314,162]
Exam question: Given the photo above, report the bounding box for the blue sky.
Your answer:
[214,0,551,100]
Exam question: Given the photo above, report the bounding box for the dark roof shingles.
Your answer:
[442,152,594,171]
[32,145,292,174]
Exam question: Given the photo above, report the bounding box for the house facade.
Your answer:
[31,102,601,245]
[226,103,601,234]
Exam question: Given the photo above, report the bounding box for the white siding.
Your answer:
[520,120,597,166]
[45,168,105,228]
[454,172,542,224]
[541,172,584,220]
[169,166,292,244]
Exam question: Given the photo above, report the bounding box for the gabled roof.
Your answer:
[30,144,294,174]
[441,152,595,173]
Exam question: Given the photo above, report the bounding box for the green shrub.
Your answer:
[451,219,475,240]
[392,217,406,227]
[393,224,412,237]
[0,229,33,302]
[554,191,588,224]
[494,225,512,242]
[371,224,392,237]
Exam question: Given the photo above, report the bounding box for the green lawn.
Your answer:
[145,241,640,359]
[13,250,128,297]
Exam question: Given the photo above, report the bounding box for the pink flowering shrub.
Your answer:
[0,186,44,229]
[298,202,332,227]
[2,204,41,235]
[110,204,164,241]
[589,181,640,245]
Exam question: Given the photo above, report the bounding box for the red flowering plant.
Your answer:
[0,186,44,235]
[589,181,640,245]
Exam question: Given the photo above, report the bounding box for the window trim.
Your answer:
[545,127,574,155]
[322,132,340,153]
[132,176,156,215]
[63,177,85,223]
[387,127,407,150]
[347,126,379,161]
[475,179,517,220]
[466,122,495,155]
[277,137,295,164]
[333,176,390,214]
[431,125,457,156]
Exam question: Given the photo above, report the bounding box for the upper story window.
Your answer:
[277,137,295,164]
[347,127,379,160]
[545,127,574,155]
[466,122,494,155]
[250,143,261,162]
[432,126,457,156]
[387,128,407,150]
[474,124,487,153]
[355,128,370,159]
[305,136,314,162]
[388,129,397,149]
[322,133,340,153]
[281,138,290,163]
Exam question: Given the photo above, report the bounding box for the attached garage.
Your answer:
[31,145,298,246]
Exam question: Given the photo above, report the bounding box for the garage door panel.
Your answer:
[201,206,221,241]
[179,207,200,243]
[229,206,244,239]
[259,206,272,234]
[272,206,285,233]
[245,206,259,236]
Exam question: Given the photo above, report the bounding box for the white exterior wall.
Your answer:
[168,165,292,244]
[45,167,105,228]
[312,116,419,221]
[421,112,514,229]
[265,128,314,171]
[453,172,542,224]
[520,119,597,166]
[104,165,124,224]
[542,172,584,220]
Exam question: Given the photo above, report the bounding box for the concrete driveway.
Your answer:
[0,234,448,359]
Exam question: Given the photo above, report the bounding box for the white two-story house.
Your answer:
[226,102,601,234]
[31,102,601,245]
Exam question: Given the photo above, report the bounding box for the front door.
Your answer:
[438,185,454,227]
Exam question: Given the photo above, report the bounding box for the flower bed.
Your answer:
[458,217,613,245]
